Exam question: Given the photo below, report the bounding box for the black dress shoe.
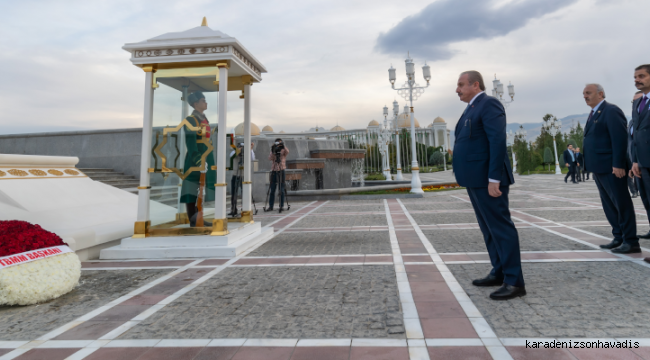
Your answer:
[600,239,623,249]
[472,274,504,287]
[632,193,639,198]
[564,178,568,183]
[490,284,526,300]
[611,244,642,254]
[644,257,650,264]
[638,231,650,239]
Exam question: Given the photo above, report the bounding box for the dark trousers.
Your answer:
[637,167,650,225]
[593,172,639,246]
[268,170,285,209]
[576,165,583,181]
[466,186,525,287]
[230,175,242,214]
[565,163,576,182]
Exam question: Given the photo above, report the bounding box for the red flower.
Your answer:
[0,221,68,257]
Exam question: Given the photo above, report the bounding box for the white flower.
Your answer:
[0,252,81,306]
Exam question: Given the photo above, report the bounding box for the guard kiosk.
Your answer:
[101,18,272,259]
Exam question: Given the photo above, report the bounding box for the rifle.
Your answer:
[195,123,208,227]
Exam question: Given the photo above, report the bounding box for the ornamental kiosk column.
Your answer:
[241,75,253,222]
[212,60,229,235]
[134,66,155,238]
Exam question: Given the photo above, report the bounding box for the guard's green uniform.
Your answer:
[180,110,216,204]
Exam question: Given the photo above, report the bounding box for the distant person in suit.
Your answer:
[630,65,650,262]
[582,83,639,254]
[627,92,643,198]
[563,144,578,184]
[453,70,525,300]
[575,147,583,182]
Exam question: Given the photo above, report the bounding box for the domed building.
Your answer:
[330,125,345,131]
[368,120,380,127]
[234,122,261,136]
[396,105,420,128]
[261,125,274,135]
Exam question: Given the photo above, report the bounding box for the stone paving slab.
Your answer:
[0,269,170,341]
[402,202,474,211]
[410,212,480,225]
[522,209,626,222]
[292,214,387,228]
[248,231,392,256]
[576,226,650,245]
[508,200,588,209]
[450,262,650,338]
[314,205,386,213]
[120,266,404,339]
[422,228,594,253]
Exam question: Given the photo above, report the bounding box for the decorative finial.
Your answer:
[201,17,208,26]
[494,73,497,79]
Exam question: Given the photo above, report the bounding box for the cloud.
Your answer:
[375,0,578,60]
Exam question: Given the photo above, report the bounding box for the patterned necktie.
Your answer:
[640,96,648,114]
[586,110,594,126]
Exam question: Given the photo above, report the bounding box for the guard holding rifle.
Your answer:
[265,138,289,212]
[180,91,215,227]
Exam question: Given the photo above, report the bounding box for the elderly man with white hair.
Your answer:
[582,83,640,254]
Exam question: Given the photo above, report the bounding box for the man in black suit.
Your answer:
[453,70,525,300]
[575,147,584,182]
[582,83,639,254]
[563,144,578,184]
[630,65,650,261]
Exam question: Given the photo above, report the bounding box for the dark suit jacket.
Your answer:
[452,93,514,188]
[563,149,576,165]
[628,119,635,168]
[575,152,583,166]
[631,96,650,167]
[582,101,628,174]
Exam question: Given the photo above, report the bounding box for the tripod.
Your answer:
[263,150,290,213]
[229,150,259,217]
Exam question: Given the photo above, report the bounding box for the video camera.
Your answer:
[271,140,284,155]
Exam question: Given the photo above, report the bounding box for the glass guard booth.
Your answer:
[148,67,221,236]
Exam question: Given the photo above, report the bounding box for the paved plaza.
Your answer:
[3,173,650,360]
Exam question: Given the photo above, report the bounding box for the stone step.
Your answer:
[87,175,134,181]
[106,181,142,188]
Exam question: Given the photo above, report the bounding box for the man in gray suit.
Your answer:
[631,65,650,262]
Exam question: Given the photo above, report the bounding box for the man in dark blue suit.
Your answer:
[563,145,578,184]
[582,84,639,254]
[631,65,650,263]
[630,90,650,240]
[453,71,525,300]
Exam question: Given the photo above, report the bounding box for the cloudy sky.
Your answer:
[0,0,644,135]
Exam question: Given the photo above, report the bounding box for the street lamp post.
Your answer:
[492,74,515,109]
[392,100,404,181]
[382,105,392,181]
[543,117,562,175]
[388,55,431,194]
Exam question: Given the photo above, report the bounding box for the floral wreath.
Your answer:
[0,221,80,306]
